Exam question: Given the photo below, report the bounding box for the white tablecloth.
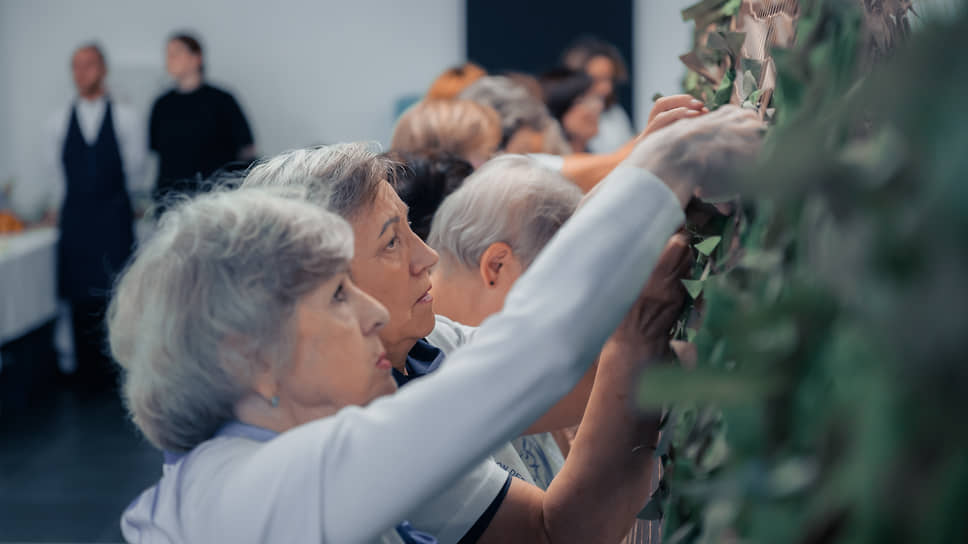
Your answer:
[0,228,58,355]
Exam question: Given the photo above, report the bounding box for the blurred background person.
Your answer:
[426,62,488,100]
[390,99,502,168]
[149,33,254,211]
[383,150,474,240]
[540,68,604,154]
[561,36,635,153]
[503,72,546,102]
[502,71,575,157]
[460,75,564,156]
[33,43,146,388]
[459,75,705,191]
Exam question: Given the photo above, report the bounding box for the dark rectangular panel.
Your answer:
[466,0,635,119]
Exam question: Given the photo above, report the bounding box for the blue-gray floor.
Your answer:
[0,323,161,543]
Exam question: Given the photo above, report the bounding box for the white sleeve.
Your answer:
[427,315,478,355]
[228,166,685,543]
[113,103,148,196]
[405,457,510,543]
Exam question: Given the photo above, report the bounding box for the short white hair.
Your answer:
[241,143,395,219]
[108,188,353,452]
[428,155,582,271]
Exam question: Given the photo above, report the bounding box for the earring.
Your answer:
[270,395,279,408]
[489,281,495,286]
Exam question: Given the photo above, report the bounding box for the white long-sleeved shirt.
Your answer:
[428,315,565,491]
[120,165,685,543]
[10,95,147,219]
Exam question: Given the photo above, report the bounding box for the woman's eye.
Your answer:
[386,236,400,250]
[333,283,347,303]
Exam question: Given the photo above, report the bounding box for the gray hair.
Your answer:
[428,155,582,271]
[241,143,395,219]
[108,188,353,452]
[460,76,555,150]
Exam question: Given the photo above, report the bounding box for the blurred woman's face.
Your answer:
[275,273,395,426]
[563,93,604,144]
[165,40,202,80]
[585,55,616,101]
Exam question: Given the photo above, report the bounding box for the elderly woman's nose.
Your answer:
[411,237,439,276]
[358,291,390,335]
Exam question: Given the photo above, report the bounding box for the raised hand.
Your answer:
[610,233,692,353]
[624,106,765,208]
[640,95,708,138]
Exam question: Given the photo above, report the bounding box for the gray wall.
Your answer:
[3,0,956,192]
[633,0,694,129]
[0,0,464,191]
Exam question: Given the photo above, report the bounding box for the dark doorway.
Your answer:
[466,0,635,120]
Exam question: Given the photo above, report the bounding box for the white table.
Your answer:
[0,228,58,372]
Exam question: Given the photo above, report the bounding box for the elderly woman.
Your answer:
[426,156,664,543]
[428,155,583,326]
[114,175,670,541]
[459,75,707,191]
[391,99,502,168]
[232,107,762,543]
[427,155,585,483]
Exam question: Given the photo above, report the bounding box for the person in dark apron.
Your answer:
[57,46,135,390]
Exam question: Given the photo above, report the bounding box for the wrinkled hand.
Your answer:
[624,106,765,208]
[639,95,708,139]
[611,233,692,352]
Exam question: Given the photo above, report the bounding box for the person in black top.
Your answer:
[149,33,254,208]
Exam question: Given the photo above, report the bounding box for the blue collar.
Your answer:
[392,339,445,386]
[216,420,278,442]
[162,421,278,465]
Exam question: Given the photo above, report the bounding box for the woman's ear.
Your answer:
[479,242,513,288]
[251,368,277,404]
[223,337,278,402]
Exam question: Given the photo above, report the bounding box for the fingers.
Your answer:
[708,105,760,125]
[662,234,691,271]
[644,107,704,136]
[641,105,761,147]
[645,234,692,299]
[622,103,768,209]
[649,95,706,123]
[701,106,765,152]
[613,234,693,344]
